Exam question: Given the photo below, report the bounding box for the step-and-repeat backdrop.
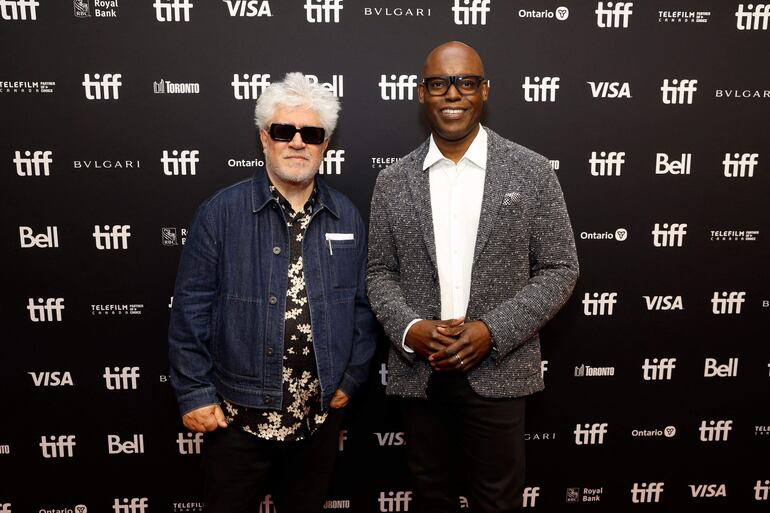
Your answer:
[2,1,769,512]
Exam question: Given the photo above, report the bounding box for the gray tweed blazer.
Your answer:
[366,128,579,399]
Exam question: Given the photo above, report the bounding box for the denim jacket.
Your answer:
[168,170,377,415]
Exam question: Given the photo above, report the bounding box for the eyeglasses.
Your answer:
[421,75,486,96]
[268,123,326,145]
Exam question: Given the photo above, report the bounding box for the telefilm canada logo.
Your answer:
[370,156,401,170]
[658,10,711,23]
[710,230,759,241]
[91,304,144,315]
[0,80,54,94]
[73,0,119,18]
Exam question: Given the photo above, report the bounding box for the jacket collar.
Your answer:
[250,168,340,218]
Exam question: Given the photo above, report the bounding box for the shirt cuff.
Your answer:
[401,318,422,353]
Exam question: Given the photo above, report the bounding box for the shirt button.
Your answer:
[264,397,272,405]
[268,296,277,305]
[266,347,274,356]
[272,246,281,255]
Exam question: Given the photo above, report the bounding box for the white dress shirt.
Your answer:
[402,126,488,351]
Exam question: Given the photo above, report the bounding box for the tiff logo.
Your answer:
[699,420,733,442]
[0,0,38,20]
[19,226,59,248]
[723,153,758,177]
[319,149,344,175]
[656,153,691,175]
[379,74,417,100]
[154,0,192,22]
[582,292,618,316]
[642,358,676,380]
[755,480,770,501]
[0,503,8,512]
[27,298,64,322]
[736,4,770,30]
[103,366,140,390]
[93,225,131,250]
[232,73,270,99]
[113,498,148,513]
[39,435,76,458]
[378,491,412,512]
[711,291,746,314]
[305,0,342,23]
[82,73,122,100]
[589,151,624,176]
[523,487,540,508]
[177,432,203,454]
[522,76,559,102]
[452,0,490,25]
[631,483,664,503]
[223,0,272,17]
[161,149,199,176]
[596,2,633,28]
[14,150,52,176]
[574,423,608,445]
[661,79,697,104]
[651,223,687,247]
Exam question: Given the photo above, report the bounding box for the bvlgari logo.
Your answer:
[364,6,431,16]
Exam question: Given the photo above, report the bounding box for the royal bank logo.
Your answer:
[74,0,118,18]
[153,79,200,94]
[711,291,746,314]
[223,0,272,16]
[736,4,770,30]
[566,487,604,503]
[699,420,733,442]
[655,153,691,174]
[582,292,618,316]
[232,73,271,99]
[379,74,417,100]
[172,502,204,513]
[574,423,608,445]
[29,371,74,387]
[710,230,759,241]
[644,295,683,310]
[652,223,687,247]
[588,81,630,98]
[523,487,540,508]
[642,358,676,380]
[19,226,59,248]
[757,480,770,501]
[631,425,676,438]
[162,150,199,176]
[452,0,490,25]
[631,483,664,503]
[14,150,52,176]
[704,358,738,377]
[522,76,559,102]
[104,366,140,390]
[596,2,633,28]
[107,434,144,454]
[723,153,758,177]
[0,80,54,94]
[162,227,188,246]
[305,0,342,23]
[113,499,148,513]
[374,432,406,446]
[82,73,122,100]
[589,151,624,176]
[40,435,76,458]
[364,6,431,17]
[378,491,412,512]
[658,10,711,23]
[518,6,569,20]
[661,78,697,104]
[371,156,401,170]
[574,364,615,377]
[177,432,203,454]
[0,0,38,20]
[319,149,344,175]
[579,228,628,241]
[27,298,65,322]
[93,225,131,250]
[154,0,192,22]
[91,304,144,316]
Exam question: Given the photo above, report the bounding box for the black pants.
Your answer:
[201,408,344,513]
[402,373,526,513]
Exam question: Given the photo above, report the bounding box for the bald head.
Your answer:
[422,41,485,78]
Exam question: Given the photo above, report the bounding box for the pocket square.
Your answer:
[502,191,521,206]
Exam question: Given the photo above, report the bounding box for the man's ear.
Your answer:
[417,83,426,104]
[259,128,268,148]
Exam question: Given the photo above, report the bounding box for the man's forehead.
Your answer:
[423,46,484,76]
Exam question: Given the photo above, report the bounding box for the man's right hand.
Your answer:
[404,317,465,360]
[182,404,228,433]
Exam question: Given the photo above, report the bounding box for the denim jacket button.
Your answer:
[266,347,274,356]
[272,246,281,255]
[268,296,277,305]
[264,397,272,405]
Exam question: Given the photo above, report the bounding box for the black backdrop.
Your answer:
[2,1,769,512]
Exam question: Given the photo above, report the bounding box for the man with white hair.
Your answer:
[168,72,377,513]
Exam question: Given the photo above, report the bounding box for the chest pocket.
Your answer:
[325,233,358,291]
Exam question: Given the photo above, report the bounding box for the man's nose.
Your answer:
[288,131,306,148]
[445,82,462,100]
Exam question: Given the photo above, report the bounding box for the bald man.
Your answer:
[367,42,579,512]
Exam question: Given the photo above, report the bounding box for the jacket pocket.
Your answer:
[212,295,264,383]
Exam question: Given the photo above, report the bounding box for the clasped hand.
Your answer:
[404,317,493,372]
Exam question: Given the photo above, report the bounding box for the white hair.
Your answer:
[254,72,340,138]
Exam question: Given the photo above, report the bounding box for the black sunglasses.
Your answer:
[421,75,486,96]
[268,123,326,145]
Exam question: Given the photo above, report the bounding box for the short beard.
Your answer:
[264,153,317,186]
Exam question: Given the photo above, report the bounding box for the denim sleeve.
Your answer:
[167,202,221,415]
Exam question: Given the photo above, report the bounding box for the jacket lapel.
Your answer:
[405,140,438,271]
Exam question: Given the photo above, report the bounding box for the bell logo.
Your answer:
[93,225,131,250]
[161,150,199,176]
[643,295,683,310]
[642,358,676,380]
[736,4,770,30]
[595,2,633,28]
[452,0,490,25]
[112,498,148,513]
[177,432,203,454]
[19,226,59,248]
[522,76,559,102]
[704,358,738,377]
[699,420,733,442]
[154,0,192,22]
[305,0,342,23]
[655,153,691,175]
[651,223,687,247]
[14,150,52,176]
[378,491,412,512]
[722,153,758,177]
[103,366,140,390]
[574,423,608,445]
[523,486,540,508]
[711,291,746,314]
[39,435,76,458]
[630,482,664,503]
[231,73,270,99]
[0,0,38,20]
[107,434,145,454]
[305,74,343,97]
[374,432,406,446]
[588,81,631,98]
[223,0,272,17]
[690,484,727,498]
[82,73,122,100]
[755,480,770,501]
[29,371,74,386]
[661,79,697,104]
[319,149,344,175]
[379,74,417,100]
[589,151,624,176]
[582,292,617,316]
[27,298,65,322]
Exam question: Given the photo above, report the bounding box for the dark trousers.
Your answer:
[402,373,526,513]
[201,409,344,513]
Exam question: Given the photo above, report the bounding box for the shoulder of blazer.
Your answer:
[485,128,553,183]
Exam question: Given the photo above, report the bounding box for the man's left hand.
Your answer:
[329,388,350,409]
[430,321,493,372]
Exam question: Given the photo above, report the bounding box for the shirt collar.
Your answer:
[423,124,488,171]
[268,178,317,216]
